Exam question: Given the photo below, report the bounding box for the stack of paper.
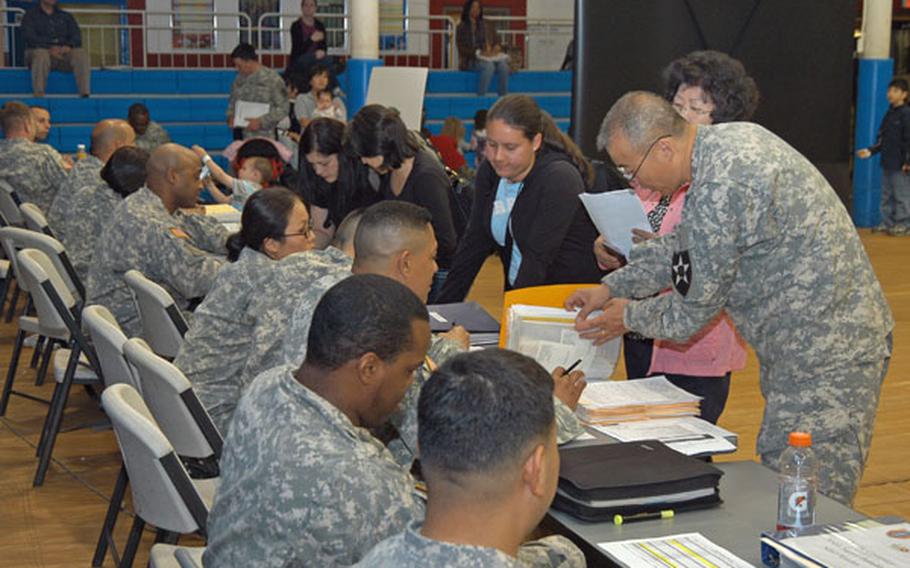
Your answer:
[505,304,620,379]
[576,376,701,425]
[761,519,910,568]
[579,190,651,258]
[593,416,736,456]
[600,533,753,568]
[204,203,241,223]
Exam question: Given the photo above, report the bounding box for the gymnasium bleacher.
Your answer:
[0,67,572,163]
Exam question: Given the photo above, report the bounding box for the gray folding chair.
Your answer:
[101,384,214,568]
[124,270,188,359]
[83,305,142,393]
[15,248,101,486]
[20,202,57,239]
[0,178,25,227]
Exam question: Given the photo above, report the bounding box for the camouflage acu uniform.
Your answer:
[47,155,104,236]
[173,247,277,435]
[0,138,68,212]
[605,123,893,504]
[238,246,353,386]
[203,366,426,568]
[49,182,119,282]
[227,65,289,140]
[86,186,228,336]
[134,121,171,152]
[356,521,585,567]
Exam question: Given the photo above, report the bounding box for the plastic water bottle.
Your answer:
[76,144,87,161]
[776,431,817,535]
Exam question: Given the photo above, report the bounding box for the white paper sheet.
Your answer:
[778,523,910,568]
[579,190,651,258]
[598,532,753,568]
[233,100,271,127]
[593,417,736,456]
[578,376,702,409]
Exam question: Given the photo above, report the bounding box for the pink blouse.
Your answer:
[635,183,747,377]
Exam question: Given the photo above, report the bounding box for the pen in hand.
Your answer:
[564,359,582,374]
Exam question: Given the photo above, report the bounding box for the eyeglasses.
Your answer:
[672,101,713,118]
[617,134,672,182]
[283,218,315,238]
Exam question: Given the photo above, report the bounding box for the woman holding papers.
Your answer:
[436,94,603,303]
[297,117,380,248]
[594,50,758,424]
[173,187,316,435]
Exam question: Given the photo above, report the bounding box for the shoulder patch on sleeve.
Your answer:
[672,250,692,296]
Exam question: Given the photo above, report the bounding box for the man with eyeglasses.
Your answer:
[87,143,229,336]
[567,91,893,506]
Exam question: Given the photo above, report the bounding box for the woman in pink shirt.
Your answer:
[595,50,759,423]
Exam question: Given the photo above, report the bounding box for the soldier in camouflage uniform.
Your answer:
[86,144,229,336]
[278,202,585,463]
[47,118,135,233]
[173,188,316,435]
[226,43,289,140]
[0,101,68,212]
[52,146,149,282]
[569,92,893,505]
[357,349,586,568]
[128,103,171,152]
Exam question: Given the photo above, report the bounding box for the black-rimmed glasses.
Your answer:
[617,134,672,182]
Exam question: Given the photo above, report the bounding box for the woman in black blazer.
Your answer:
[436,94,604,302]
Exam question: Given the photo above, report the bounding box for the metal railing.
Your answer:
[0,8,568,70]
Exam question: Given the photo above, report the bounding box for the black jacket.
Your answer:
[437,149,604,302]
[870,104,910,171]
[288,18,327,65]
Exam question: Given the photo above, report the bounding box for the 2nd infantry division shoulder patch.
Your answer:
[672,250,691,296]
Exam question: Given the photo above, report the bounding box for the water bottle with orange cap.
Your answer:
[776,431,817,536]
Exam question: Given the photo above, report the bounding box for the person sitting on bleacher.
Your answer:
[226,43,289,141]
[357,349,585,567]
[47,118,135,228]
[86,143,228,336]
[0,101,69,212]
[21,0,91,98]
[127,103,171,152]
[52,146,149,282]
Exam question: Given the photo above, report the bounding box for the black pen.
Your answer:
[613,510,674,525]
[565,359,582,373]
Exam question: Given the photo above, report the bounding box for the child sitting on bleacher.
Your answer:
[192,145,272,209]
[311,89,346,121]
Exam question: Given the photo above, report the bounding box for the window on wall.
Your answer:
[172,0,216,49]
[379,0,407,50]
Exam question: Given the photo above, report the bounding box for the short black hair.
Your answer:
[890,78,910,93]
[127,102,149,118]
[662,50,760,123]
[353,201,433,263]
[231,42,257,61]
[306,274,429,371]
[101,146,150,198]
[347,104,419,169]
[418,349,555,474]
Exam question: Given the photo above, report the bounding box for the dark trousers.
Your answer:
[622,334,732,425]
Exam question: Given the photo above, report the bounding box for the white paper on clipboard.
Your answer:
[233,101,271,127]
[579,190,651,258]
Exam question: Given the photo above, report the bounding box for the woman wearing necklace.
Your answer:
[435,94,603,303]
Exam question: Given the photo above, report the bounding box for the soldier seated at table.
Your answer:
[357,348,586,567]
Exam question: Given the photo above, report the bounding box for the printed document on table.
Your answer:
[776,522,910,568]
[579,190,651,258]
[233,101,271,127]
[505,305,620,379]
[593,417,737,456]
[579,376,702,408]
[598,532,753,568]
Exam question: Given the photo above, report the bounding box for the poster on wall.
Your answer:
[172,0,215,48]
[379,0,406,50]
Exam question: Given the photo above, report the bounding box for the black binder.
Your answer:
[426,302,500,333]
[553,440,724,521]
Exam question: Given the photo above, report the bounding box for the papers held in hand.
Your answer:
[504,304,620,379]
[579,190,651,258]
[233,101,271,128]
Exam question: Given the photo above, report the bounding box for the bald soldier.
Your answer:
[567,92,893,505]
[0,101,68,212]
[87,143,229,336]
[48,118,135,230]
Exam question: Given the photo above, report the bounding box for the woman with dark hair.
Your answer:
[173,186,315,434]
[436,94,603,303]
[347,104,458,297]
[594,49,757,424]
[49,145,149,281]
[298,117,380,248]
[456,0,509,96]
